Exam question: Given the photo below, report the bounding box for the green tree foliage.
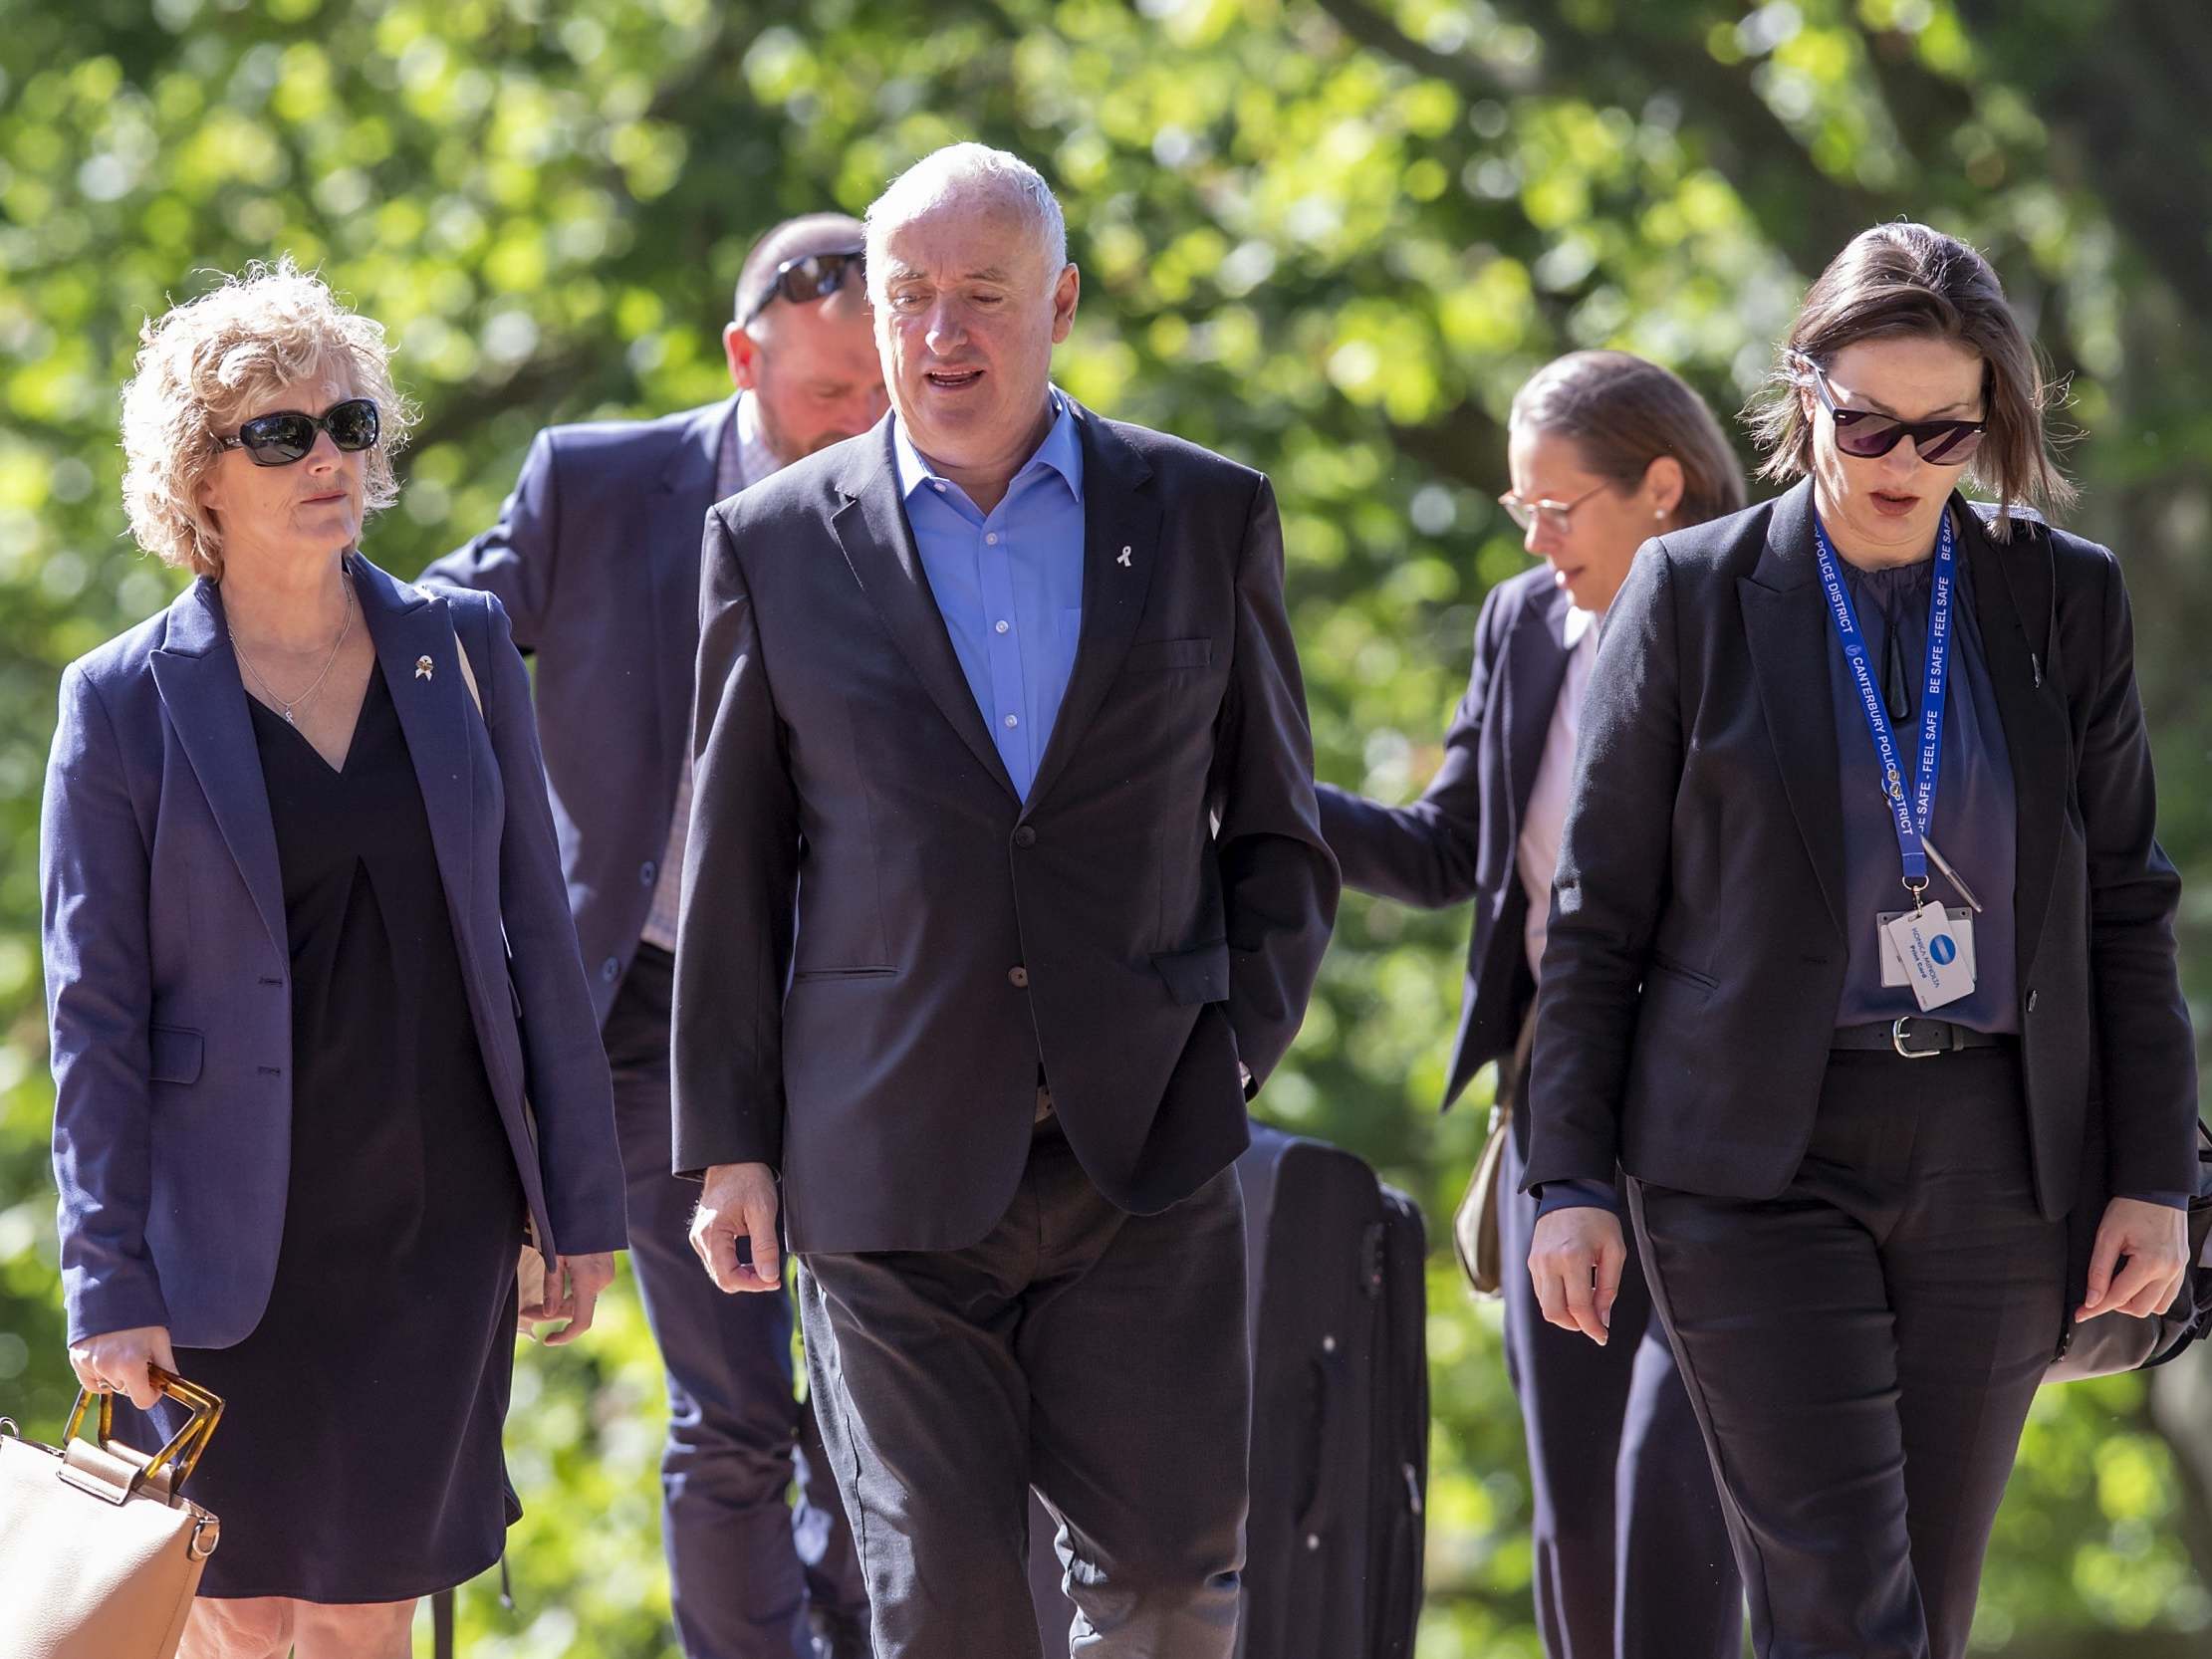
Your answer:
[2,2,2207,1652]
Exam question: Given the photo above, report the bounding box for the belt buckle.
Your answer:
[1891,1017,1945,1060]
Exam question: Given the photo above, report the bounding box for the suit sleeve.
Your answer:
[473,592,626,1254]
[2072,549,2199,1195]
[1317,581,1505,908]
[417,429,562,651]
[1522,542,1682,1190]
[670,504,800,1176]
[1209,475,1342,1090]
[42,665,171,1342]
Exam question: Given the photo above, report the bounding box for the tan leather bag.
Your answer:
[1452,1106,1512,1300]
[0,1367,224,1659]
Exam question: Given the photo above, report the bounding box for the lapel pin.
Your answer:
[1117,546,1131,568]
[414,654,434,682]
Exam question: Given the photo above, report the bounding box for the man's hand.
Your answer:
[691,1162,783,1294]
[1528,1207,1627,1346]
[69,1324,177,1411]
[2079,1196,2191,1322]
[523,1252,618,1344]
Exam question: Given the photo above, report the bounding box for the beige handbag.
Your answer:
[1452,1012,1542,1302]
[1453,1105,1512,1300]
[0,1367,224,1659]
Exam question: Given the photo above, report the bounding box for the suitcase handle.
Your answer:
[1295,1344,1352,1542]
[64,1364,225,1496]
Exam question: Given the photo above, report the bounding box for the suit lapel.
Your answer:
[1502,585,1573,838]
[354,558,478,923]
[647,398,729,778]
[1738,480,1846,937]
[149,582,288,955]
[832,422,1022,801]
[1024,404,1161,813]
[1959,500,2070,991]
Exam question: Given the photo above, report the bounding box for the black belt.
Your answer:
[1832,1017,2008,1059]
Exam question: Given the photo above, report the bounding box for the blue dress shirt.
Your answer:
[893,394,1085,801]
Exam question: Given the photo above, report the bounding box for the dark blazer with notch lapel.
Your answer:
[1318,564,1571,1150]
[1525,477,2198,1217]
[42,557,624,1350]
[419,398,732,1017]
[671,401,1340,1255]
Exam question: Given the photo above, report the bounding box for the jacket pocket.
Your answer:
[1125,637,1212,673]
[790,966,898,982]
[148,1025,204,1085]
[1646,952,1718,993]
[1152,940,1231,1005]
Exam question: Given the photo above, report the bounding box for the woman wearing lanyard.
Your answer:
[1520,222,2198,1659]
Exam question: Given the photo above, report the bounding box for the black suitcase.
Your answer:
[1029,1123,1429,1657]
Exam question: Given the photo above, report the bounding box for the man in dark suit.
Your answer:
[421,213,884,1659]
[674,143,1339,1659]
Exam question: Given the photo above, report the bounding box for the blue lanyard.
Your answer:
[1811,510,1955,896]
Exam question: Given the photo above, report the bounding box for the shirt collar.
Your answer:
[1564,604,1600,650]
[733,391,784,487]
[892,389,1084,508]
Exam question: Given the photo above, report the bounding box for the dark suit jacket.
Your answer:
[420,397,735,1019]
[1525,478,2198,1218]
[41,559,624,1348]
[1318,566,1571,1145]
[671,404,1340,1255]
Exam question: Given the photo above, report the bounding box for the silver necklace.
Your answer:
[233,575,356,725]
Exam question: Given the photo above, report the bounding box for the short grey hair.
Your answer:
[863,143,1068,303]
[120,258,416,579]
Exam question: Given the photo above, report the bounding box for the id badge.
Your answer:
[1877,907,1976,990]
[1878,905,1975,1012]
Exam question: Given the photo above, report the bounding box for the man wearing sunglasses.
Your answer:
[422,213,885,1659]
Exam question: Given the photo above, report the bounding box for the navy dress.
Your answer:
[140,664,526,1602]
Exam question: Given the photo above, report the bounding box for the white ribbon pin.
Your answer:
[1116,546,1131,568]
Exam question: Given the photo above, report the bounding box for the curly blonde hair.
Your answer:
[120,259,417,579]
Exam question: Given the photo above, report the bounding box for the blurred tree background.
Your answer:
[2,0,2208,1653]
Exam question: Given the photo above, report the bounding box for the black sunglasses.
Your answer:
[217,397,381,467]
[741,248,865,327]
[1792,354,1986,466]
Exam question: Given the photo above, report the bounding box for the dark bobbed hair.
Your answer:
[1510,350,1748,531]
[1745,221,2073,537]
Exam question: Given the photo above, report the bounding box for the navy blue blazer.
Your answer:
[418,398,734,1019]
[1317,565,1571,1144]
[41,558,624,1349]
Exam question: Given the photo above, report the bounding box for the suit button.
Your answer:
[1008,966,1030,989]
[639,860,657,885]
[1013,827,1037,848]
[602,957,621,983]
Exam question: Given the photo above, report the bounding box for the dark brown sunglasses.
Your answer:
[1793,353,1986,466]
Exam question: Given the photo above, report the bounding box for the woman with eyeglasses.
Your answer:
[41,261,623,1658]
[1318,351,1747,1659]
[1522,224,2198,1658]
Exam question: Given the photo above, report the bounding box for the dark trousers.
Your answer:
[1499,1129,1742,1659]
[798,1117,1250,1659]
[608,946,869,1659]
[1629,1045,2066,1659]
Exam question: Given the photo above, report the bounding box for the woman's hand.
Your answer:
[1528,1207,1627,1346]
[522,1253,617,1345]
[69,1325,177,1411]
[2078,1197,2191,1322]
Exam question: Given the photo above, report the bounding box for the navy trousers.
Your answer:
[1629,1046,2065,1659]
[607,946,869,1659]
[1499,1128,1743,1659]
